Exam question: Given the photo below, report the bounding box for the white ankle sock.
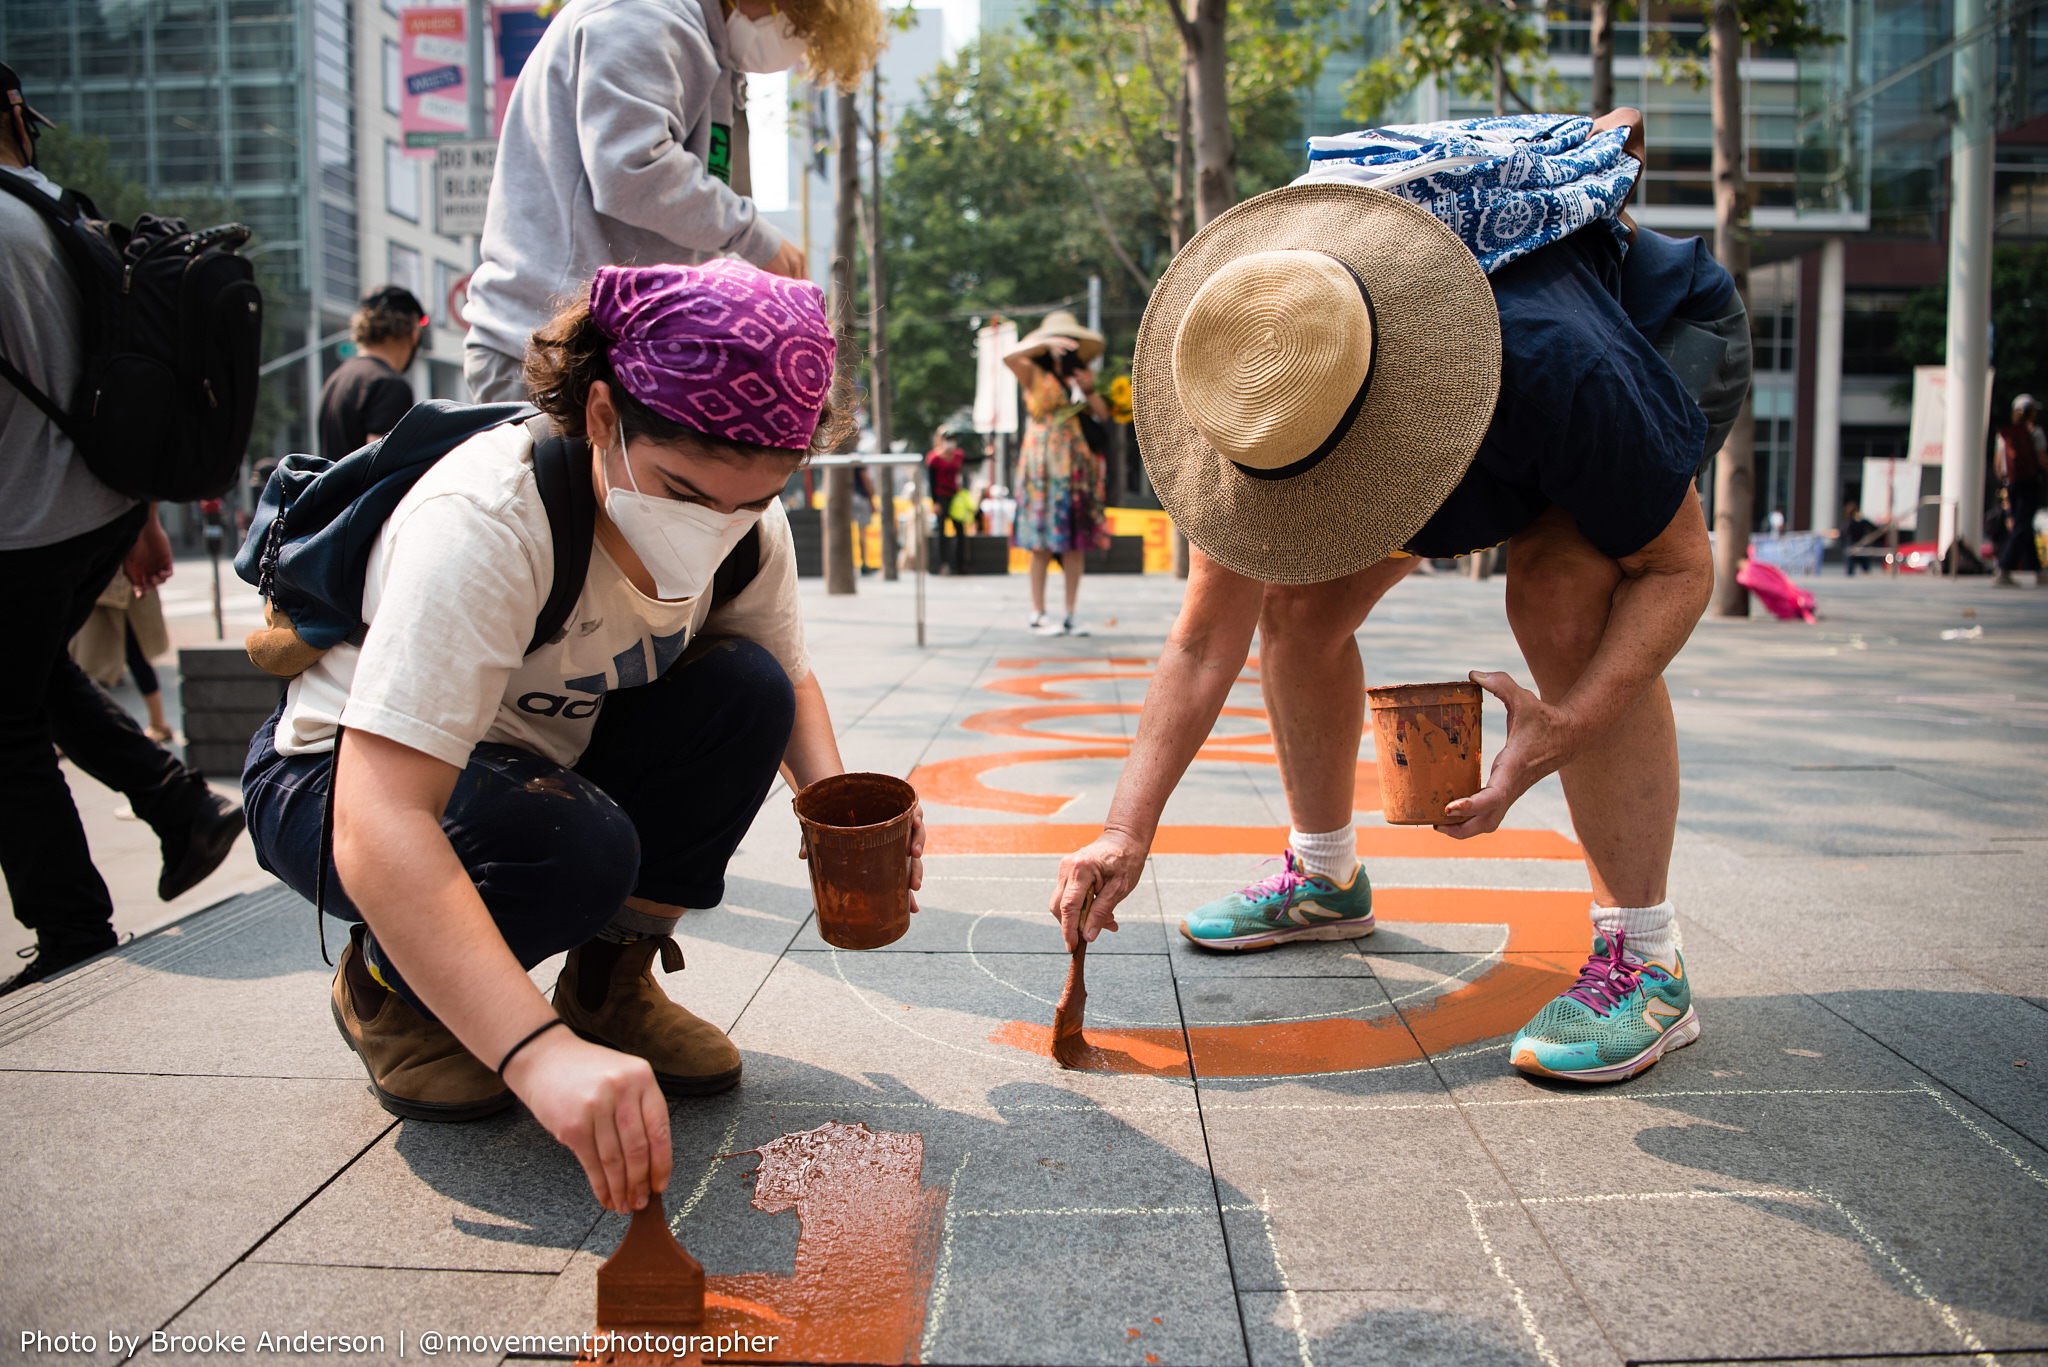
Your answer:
[1288,825,1359,884]
[1590,900,1679,967]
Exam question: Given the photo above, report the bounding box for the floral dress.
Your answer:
[1011,366,1111,553]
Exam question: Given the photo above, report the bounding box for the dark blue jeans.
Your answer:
[243,637,796,1014]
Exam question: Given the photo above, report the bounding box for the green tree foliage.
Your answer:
[36,123,305,474]
[1890,244,2048,423]
[880,20,1330,443]
[1347,0,1560,121]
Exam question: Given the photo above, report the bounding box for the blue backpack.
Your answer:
[235,402,595,671]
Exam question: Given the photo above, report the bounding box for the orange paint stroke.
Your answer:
[983,670,1159,700]
[926,822,1580,860]
[696,1121,948,1363]
[911,750,1380,818]
[961,703,1271,745]
[992,889,1586,1077]
[988,1020,1192,1076]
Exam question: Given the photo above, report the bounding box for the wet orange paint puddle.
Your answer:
[991,889,1586,1077]
[581,1121,946,1366]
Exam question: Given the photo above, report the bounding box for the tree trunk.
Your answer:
[1492,56,1507,117]
[1708,0,1752,616]
[1186,0,1234,233]
[826,87,860,596]
[868,68,898,581]
[1171,0,1232,579]
[1590,0,1614,116]
[1169,71,1190,254]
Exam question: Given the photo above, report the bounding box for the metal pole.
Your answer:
[825,88,860,595]
[1087,274,1101,335]
[466,0,488,138]
[1810,236,1846,533]
[867,67,897,581]
[1941,0,1993,564]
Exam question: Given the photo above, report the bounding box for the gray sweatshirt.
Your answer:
[464,0,783,361]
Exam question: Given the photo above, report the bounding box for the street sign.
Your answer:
[435,140,496,237]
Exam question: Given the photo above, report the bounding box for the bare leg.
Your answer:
[143,691,172,743]
[1029,550,1051,615]
[1258,558,1419,834]
[1505,508,1678,908]
[1061,550,1085,616]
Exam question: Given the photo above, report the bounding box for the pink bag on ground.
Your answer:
[1736,558,1817,623]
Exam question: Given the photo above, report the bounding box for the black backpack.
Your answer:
[235,400,762,668]
[0,169,262,501]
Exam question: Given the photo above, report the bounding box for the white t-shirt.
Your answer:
[275,423,809,769]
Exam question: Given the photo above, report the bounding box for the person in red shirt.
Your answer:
[1994,394,2044,586]
[926,425,969,574]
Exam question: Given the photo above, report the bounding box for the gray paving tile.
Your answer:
[0,1071,392,1360]
[1239,1289,1621,1367]
[250,1109,601,1274]
[154,1263,556,1366]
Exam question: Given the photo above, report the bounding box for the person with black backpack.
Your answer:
[239,259,916,1216]
[0,62,248,996]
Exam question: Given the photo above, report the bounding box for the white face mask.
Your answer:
[726,8,806,73]
[603,442,762,601]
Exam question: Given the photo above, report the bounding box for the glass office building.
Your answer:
[2,0,473,502]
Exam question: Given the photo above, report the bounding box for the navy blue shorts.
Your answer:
[243,637,796,1014]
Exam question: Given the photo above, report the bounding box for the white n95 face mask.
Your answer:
[604,442,762,601]
[727,8,806,73]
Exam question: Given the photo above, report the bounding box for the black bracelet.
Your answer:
[496,1018,567,1077]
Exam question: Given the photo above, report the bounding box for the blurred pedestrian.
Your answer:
[70,570,175,743]
[1841,499,1877,576]
[1004,311,1110,635]
[1994,394,2045,587]
[0,63,243,994]
[462,0,883,403]
[927,424,968,574]
[320,286,425,460]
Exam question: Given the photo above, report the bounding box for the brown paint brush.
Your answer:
[1052,890,1093,1069]
[593,1193,704,1352]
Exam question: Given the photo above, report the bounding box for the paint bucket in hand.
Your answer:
[793,773,916,949]
[1368,681,1483,826]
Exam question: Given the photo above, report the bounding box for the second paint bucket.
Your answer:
[1367,681,1483,825]
[793,773,917,950]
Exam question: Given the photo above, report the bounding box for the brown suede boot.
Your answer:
[330,926,514,1122]
[553,937,741,1097]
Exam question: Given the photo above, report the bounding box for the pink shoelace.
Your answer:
[1564,931,1644,1014]
[1239,852,1316,918]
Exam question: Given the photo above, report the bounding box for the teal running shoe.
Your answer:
[1179,852,1374,952]
[1510,932,1699,1083]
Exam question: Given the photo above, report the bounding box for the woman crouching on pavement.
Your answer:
[244,260,922,1212]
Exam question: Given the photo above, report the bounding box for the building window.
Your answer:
[386,142,421,222]
[316,91,355,196]
[388,241,424,302]
[433,258,466,326]
[322,202,360,306]
[313,0,354,94]
[157,85,222,185]
[1752,306,1798,373]
[383,39,404,116]
[233,85,299,183]
[81,89,148,182]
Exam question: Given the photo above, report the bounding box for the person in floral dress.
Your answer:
[1004,311,1111,635]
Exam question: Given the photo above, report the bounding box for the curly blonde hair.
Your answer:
[780,0,885,91]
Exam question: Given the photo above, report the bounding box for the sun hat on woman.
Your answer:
[1132,181,1502,585]
[1006,309,1106,366]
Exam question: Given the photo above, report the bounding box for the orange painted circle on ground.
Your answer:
[910,750,1381,817]
[961,703,1271,745]
[990,888,1587,1078]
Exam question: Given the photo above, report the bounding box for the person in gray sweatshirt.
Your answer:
[463,0,882,403]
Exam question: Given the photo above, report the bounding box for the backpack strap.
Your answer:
[710,523,762,611]
[0,350,82,445]
[525,414,596,655]
[0,172,90,446]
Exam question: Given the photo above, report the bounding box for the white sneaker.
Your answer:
[1028,612,1060,635]
[1062,615,1089,637]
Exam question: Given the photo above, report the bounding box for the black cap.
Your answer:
[360,284,427,322]
[0,63,55,132]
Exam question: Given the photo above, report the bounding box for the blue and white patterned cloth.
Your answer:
[1295,114,1641,275]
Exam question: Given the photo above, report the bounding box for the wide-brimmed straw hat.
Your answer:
[1006,309,1106,365]
[1133,182,1502,584]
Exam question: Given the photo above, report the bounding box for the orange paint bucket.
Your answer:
[1367,681,1483,826]
[793,773,916,950]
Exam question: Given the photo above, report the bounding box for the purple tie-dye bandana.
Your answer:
[589,260,834,451]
